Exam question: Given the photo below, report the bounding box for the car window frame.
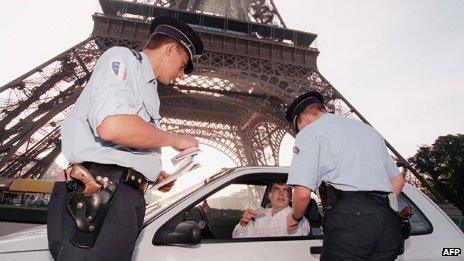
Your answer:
[152,171,323,245]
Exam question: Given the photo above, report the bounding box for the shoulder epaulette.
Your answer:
[130,49,142,63]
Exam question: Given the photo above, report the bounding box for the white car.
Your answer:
[1,166,463,260]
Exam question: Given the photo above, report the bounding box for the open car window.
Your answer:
[206,184,267,211]
[153,172,323,245]
[182,182,321,241]
[185,184,267,240]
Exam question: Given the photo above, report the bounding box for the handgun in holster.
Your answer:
[65,163,120,249]
[318,181,341,214]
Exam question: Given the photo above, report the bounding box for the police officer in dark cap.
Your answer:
[284,91,406,260]
[47,16,203,260]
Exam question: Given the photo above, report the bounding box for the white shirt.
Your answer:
[288,113,399,192]
[61,47,162,181]
[232,206,310,238]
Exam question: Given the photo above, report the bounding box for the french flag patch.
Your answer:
[111,61,128,82]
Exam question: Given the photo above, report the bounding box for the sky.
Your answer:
[1,0,463,173]
[274,0,464,158]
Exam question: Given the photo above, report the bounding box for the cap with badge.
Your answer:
[285,91,324,132]
[150,16,204,74]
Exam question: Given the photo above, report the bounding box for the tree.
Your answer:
[409,134,464,212]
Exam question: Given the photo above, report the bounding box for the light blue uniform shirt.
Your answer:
[287,113,399,193]
[61,47,162,181]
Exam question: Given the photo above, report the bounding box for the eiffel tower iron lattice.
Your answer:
[0,0,445,203]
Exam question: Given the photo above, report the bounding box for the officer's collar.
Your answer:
[298,112,330,133]
[140,51,156,84]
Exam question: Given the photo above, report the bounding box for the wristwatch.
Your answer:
[292,213,303,222]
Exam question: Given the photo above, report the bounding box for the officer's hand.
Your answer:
[173,134,199,151]
[287,213,299,232]
[239,209,257,227]
[156,171,175,193]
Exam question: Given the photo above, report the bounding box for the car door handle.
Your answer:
[310,246,323,254]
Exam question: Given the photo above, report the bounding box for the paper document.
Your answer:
[171,147,201,166]
[150,148,202,191]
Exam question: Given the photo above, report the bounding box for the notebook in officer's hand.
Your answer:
[171,147,201,166]
[151,149,201,191]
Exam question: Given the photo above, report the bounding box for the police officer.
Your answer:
[47,16,203,261]
[284,91,406,260]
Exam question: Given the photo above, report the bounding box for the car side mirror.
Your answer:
[165,221,201,246]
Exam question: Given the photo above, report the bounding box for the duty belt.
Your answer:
[81,162,152,193]
[337,190,390,200]
[319,182,390,213]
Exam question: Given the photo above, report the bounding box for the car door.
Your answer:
[398,185,464,260]
[134,174,324,261]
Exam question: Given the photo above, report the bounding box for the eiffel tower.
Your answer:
[0,0,448,205]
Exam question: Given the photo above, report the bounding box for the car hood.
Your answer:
[0,225,49,253]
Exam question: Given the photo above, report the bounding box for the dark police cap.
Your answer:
[285,91,324,125]
[150,16,204,74]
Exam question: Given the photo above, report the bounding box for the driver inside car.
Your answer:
[232,182,310,238]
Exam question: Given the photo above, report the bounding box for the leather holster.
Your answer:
[66,164,123,248]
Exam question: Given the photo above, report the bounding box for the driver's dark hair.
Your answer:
[270,181,287,186]
[269,181,292,198]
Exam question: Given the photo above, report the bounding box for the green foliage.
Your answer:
[409,134,464,211]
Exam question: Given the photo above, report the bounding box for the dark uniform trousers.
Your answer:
[321,193,402,261]
[47,181,146,261]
